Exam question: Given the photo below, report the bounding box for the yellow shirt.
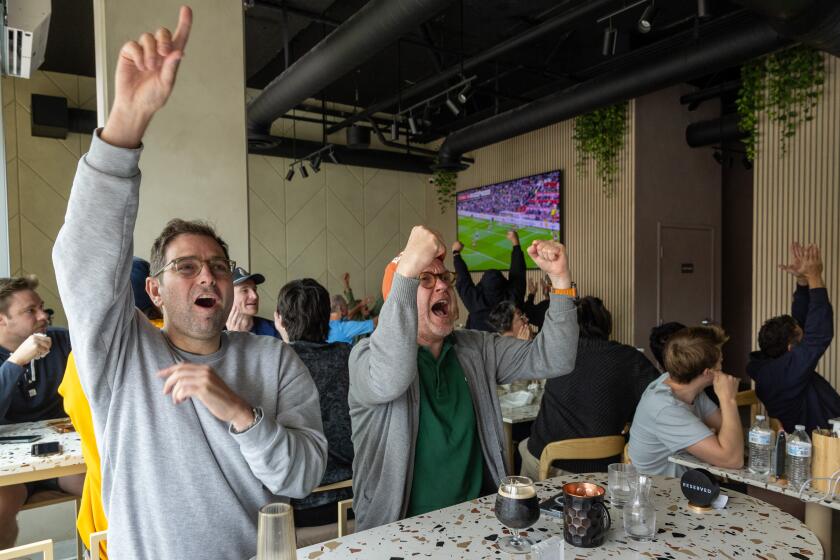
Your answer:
[59,318,163,559]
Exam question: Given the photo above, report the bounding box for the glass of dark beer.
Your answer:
[494,475,540,554]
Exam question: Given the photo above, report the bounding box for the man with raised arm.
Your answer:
[349,226,579,530]
[52,8,326,558]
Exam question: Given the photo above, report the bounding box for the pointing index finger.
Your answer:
[172,6,193,52]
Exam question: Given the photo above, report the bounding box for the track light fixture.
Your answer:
[638,1,657,33]
[328,150,339,164]
[602,24,617,57]
[310,154,321,173]
[697,0,710,19]
[299,163,309,179]
[390,118,399,141]
[445,97,461,116]
[457,83,472,104]
[408,114,419,135]
[285,167,295,181]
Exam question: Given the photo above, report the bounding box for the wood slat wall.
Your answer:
[456,104,636,344]
[753,54,840,388]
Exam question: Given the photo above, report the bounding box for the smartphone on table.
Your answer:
[31,442,61,456]
[0,435,42,444]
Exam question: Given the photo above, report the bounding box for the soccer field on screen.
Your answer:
[457,216,557,270]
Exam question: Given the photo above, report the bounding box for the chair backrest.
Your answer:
[622,442,631,464]
[538,436,626,481]
[0,539,53,560]
[294,479,354,547]
[89,530,108,560]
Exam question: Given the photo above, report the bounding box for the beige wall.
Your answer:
[452,106,636,344]
[752,53,840,388]
[2,71,96,327]
[94,0,250,267]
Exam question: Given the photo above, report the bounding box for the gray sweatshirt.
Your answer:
[52,132,327,559]
[349,274,578,530]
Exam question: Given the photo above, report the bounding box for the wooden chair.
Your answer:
[0,539,53,560]
[735,389,762,420]
[294,479,354,547]
[537,436,626,481]
[622,443,631,464]
[89,530,108,560]
[20,491,82,560]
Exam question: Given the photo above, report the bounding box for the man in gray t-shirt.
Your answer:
[629,326,743,476]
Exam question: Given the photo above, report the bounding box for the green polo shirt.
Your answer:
[406,337,484,517]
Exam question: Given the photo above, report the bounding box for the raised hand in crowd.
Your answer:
[396,226,446,278]
[342,272,351,289]
[7,333,51,366]
[779,242,824,288]
[101,6,192,148]
[506,230,520,246]
[452,240,464,253]
[225,304,253,333]
[527,240,572,289]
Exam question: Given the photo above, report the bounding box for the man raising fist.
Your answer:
[52,7,326,558]
[348,225,579,530]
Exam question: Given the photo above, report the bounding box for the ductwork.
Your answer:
[246,0,454,141]
[686,114,747,148]
[731,0,840,56]
[436,16,788,168]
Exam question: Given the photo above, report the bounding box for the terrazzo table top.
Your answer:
[670,451,840,510]
[297,472,822,559]
[0,418,84,485]
[500,403,541,424]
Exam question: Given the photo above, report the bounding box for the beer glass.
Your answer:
[494,476,540,554]
[256,503,297,560]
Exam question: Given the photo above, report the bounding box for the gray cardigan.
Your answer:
[349,273,578,530]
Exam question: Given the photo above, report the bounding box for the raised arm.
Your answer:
[452,240,482,311]
[506,230,526,305]
[685,372,743,469]
[780,242,810,324]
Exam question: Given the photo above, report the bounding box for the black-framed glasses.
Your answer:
[418,270,457,288]
[152,256,236,279]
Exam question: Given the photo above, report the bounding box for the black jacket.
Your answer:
[747,285,839,433]
[454,245,526,332]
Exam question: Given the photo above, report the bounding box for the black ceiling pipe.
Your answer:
[679,79,742,109]
[249,137,435,174]
[325,0,616,136]
[732,0,840,55]
[246,0,454,140]
[436,17,788,169]
[686,114,747,147]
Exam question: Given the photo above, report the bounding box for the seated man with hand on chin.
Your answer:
[349,225,579,531]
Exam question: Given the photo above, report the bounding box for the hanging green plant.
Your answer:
[573,102,628,196]
[431,167,458,214]
[737,45,825,161]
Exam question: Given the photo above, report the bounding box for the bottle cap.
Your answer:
[756,415,766,421]
[795,424,806,431]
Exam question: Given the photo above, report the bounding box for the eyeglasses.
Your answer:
[152,256,236,279]
[418,270,457,288]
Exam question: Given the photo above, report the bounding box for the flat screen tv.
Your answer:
[456,170,562,271]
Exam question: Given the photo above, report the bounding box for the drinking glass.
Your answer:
[623,475,656,541]
[494,476,541,554]
[256,503,297,560]
[608,463,636,507]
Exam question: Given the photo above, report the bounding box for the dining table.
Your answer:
[0,418,85,487]
[297,471,822,558]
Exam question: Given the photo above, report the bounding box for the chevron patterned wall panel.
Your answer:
[3,71,96,328]
[247,154,429,318]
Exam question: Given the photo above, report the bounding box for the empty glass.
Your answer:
[256,503,297,560]
[623,475,656,541]
[608,463,636,507]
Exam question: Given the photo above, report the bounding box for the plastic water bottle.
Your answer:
[786,425,812,491]
[748,415,773,475]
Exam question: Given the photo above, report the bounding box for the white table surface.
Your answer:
[297,472,822,559]
[0,419,85,486]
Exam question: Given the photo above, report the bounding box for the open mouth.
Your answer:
[431,299,450,318]
[194,294,218,309]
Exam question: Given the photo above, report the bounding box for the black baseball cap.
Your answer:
[232,267,265,286]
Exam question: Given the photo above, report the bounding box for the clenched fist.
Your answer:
[527,240,571,289]
[397,226,446,279]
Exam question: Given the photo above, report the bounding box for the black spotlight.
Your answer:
[445,97,460,116]
[457,83,472,104]
[408,115,418,135]
[300,164,309,179]
[310,154,321,173]
[697,0,710,19]
[602,27,617,56]
[390,118,399,141]
[638,2,657,33]
[285,166,295,181]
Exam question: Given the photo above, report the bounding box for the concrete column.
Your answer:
[93,0,249,266]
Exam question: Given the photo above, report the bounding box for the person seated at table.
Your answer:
[327,294,376,344]
[342,272,382,320]
[649,321,686,371]
[0,275,83,548]
[520,296,660,479]
[274,279,353,532]
[51,9,327,558]
[629,325,743,476]
[225,266,279,337]
[58,257,162,560]
[748,242,839,433]
[452,230,527,332]
[349,226,579,531]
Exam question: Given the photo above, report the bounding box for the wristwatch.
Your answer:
[551,286,577,298]
[231,406,263,434]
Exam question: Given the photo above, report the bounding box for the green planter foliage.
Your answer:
[573,102,628,196]
[432,168,458,214]
[737,45,825,161]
